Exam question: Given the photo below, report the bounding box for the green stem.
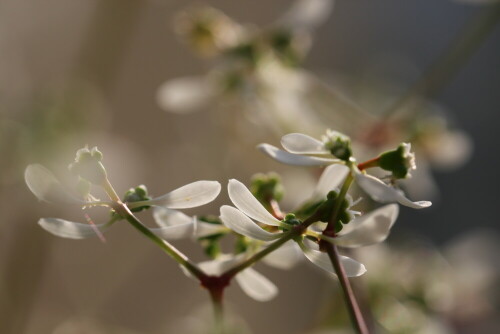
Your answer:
[209,288,225,334]
[112,202,206,281]
[324,173,354,235]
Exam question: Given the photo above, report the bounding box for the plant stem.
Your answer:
[209,288,225,334]
[323,242,369,334]
[324,173,353,235]
[113,202,207,281]
[322,171,369,334]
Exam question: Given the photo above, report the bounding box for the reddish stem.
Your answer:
[357,157,380,171]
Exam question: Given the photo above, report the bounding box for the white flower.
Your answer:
[220,178,370,278]
[25,164,221,239]
[259,131,432,209]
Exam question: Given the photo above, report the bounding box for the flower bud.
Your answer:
[378,142,416,179]
[250,172,284,203]
[123,185,152,213]
[322,130,353,161]
[283,213,301,226]
[68,146,107,186]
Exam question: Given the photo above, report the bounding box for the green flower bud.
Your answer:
[322,130,353,161]
[68,146,107,185]
[378,142,416,179]
[250,172,284,203]
[123,185,152,212]
[283,213,301,226]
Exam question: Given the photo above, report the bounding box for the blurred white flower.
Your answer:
[24,163,221,239]
[157,1,338,136]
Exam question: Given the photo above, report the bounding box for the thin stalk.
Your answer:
[209,288,225,334]
[323,242,369,334]
[324,173,354,235]
[322,171,369,334]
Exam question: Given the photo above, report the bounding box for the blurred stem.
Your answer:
[321,170,369,334]
[209,288,225,334]
[384,4,500,118]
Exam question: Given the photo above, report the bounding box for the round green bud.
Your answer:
[322,130,353,161]
[378,142,416,179]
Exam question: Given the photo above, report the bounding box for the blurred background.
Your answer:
[0,0,499,333]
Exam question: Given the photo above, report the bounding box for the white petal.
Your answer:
[262,240,302,270]
[281,133,328,154]
[227,179,281,226]
[195,221,228,238]
[38,218,108,239]
[235,268,278,302]
[279,0,334,31]
[220,206,281,241]
[302,246,366,277]
[130,181,221,209]
[153,207,227,237]
[153,207,192,227]
[156,76,213,114]
[150,223,195,240]
[355,172,432,209]
[25,164,84,205]
[313,164,350,199]
[326,204,399,248]
[258,144,339,166]
[196,255,243,276]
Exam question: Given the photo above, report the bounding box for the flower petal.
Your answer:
[25,164,84,205]
[313,164,350,199]
[150,223,195,240]
[153,207,192,227]
[130,181,221,209]
[302,246,366,277]
[153,207,227,237]
[38,218,109,239]
[235,267,278,302]
[355,172,431,209]
[156,76,214,114]
[227,179,281,226]
[281,133,328,154]
[220,206,281,241]
[195,221,229,238]
[262,240,302,270]
[196,255,242,276]
[325,204,399,248]
[257,144,339,166]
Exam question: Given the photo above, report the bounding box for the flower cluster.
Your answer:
[25,133,431,303]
